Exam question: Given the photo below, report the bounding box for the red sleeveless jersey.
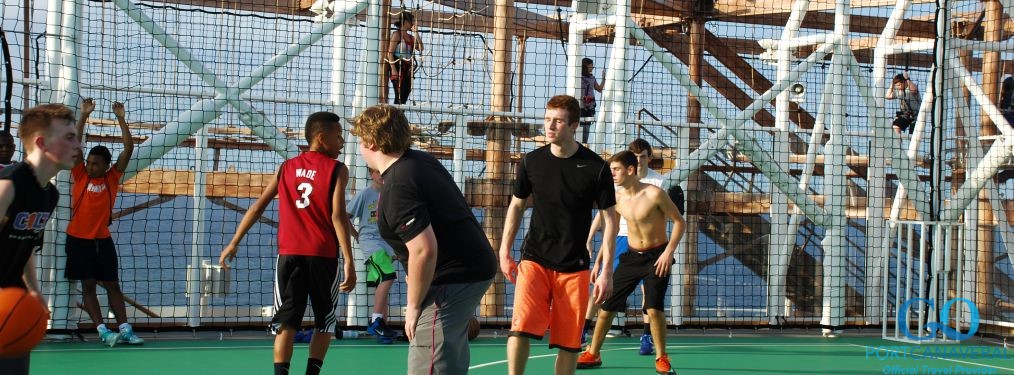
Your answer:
[277,151,342,257]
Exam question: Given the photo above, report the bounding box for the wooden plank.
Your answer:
[122,170,277,198]
[714,0,936,19]
[113,195,176,219]
[717,12,937,39]
[703,30,816,129]
[150,0,308,16]
[429,0,563,38]
[685,191,922,219]
[360,7,559,40]
[649,29,777,127]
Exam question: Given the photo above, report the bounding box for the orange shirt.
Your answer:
[66,164,122,239]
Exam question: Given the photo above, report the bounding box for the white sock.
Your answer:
[119,323,131,331]
[97,323,108,332]
[372,313,384,322]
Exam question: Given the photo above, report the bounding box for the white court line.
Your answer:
[34,345,276,352]
[469,353,559,370]
[848,344,1014,372]
[31,341,856,354]
[37,341,853,353]
[467,343,856,370]
[32,341,571,353]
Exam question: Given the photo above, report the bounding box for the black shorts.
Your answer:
[65,235,119,282]
[272,255,339,334]
[579,107,595,125]
[601,244,673,314]
[893,112,914,134]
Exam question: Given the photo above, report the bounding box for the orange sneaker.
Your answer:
[655,354,676,374]
[576,351,602,369]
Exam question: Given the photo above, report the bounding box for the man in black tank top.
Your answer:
[0,103,81,375]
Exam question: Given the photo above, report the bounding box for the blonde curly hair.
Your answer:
[350,104,413,154]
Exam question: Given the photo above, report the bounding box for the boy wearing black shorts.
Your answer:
[577,151,686,375]
[219,112,355,375]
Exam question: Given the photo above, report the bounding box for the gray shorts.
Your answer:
[408,279,492,375]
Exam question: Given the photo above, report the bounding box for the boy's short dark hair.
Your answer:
[628,138,652,156]
[88,145,113,164]
[305,112,342,144]
[608,150,638,170]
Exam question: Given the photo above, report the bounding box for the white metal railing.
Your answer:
[882,221,969,344]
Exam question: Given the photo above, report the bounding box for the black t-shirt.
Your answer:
[0,162,59,287]
[513,145,615,272]
[377,149,497,285]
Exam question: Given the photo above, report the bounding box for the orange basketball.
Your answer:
[467,316,480,341]
[0,288,49,357]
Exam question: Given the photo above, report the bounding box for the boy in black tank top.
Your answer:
[0,103,81,375]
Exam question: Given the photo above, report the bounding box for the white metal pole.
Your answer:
[819,0,852,335]
[868,0,912,323]
[44,0,64,102]
[604,0,630,153]
[768,0,810,325]
[41,0,74,331]
[950,63,1014,137]
[57,0,80,106]
[929,0,947,225]
[565,6,585,98]
[942,140,1013,221]
[125,97,227,179]
[331,20,348,117]
[349,0,381,192]
[453,114,467,192]
[346,0,382,327]
[187,126,209,327]
[47,0,83,331]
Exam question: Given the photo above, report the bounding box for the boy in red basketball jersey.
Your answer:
[219,111,356,375]
[0,103,81,375]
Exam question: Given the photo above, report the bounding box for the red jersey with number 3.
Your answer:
[277,151,343,257]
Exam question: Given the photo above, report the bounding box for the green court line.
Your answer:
[30,336,1014,374]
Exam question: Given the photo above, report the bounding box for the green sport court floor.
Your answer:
[31,332,1014,374]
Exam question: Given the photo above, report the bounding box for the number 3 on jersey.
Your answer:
[295,182,313,208]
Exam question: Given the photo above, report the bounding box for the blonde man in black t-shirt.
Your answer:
[500,95,618,375]
[352,104,496,375]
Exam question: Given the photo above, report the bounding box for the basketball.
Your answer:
[467,316,480,341]
[0,288,49,357]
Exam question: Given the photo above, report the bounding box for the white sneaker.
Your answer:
[98,327,121,348]
[117,325,145,345]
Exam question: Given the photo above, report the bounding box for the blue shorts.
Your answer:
[612,236,629,271]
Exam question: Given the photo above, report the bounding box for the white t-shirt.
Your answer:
[347,185,394,257]
[617,168,664,237]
